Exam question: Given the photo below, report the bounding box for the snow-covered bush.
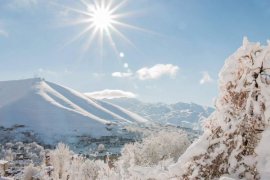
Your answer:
[168,38,270,179]
[97,144,105,153]
[38,143,118,180]
[23,164,40,180]
[116,130,190,179]
[49,143,72,179]
[3,149,13,161]
[16,129,190,180]
[119,130,190,167]
[79,159,100,180]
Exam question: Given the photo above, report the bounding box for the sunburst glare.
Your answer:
[59,0,152,57]
[91,6,113,30]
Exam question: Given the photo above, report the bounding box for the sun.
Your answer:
[91,7,113,30]
[60,0,152,57]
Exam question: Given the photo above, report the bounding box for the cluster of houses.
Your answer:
[0,142,45,179]
[0,153,33,178]
[0,142,116,180]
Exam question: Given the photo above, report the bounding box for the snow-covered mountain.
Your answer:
[0,78,148,144]
[105,98,214,130]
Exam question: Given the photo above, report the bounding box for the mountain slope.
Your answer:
[0,78,148,143]
[106,98,214,130]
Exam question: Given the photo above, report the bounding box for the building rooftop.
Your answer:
[0,160,8,165]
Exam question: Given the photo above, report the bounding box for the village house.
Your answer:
[0,160,9,177]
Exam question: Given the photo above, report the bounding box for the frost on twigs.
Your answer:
[175,38,270,179]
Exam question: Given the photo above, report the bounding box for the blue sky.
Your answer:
[0,0,270,106]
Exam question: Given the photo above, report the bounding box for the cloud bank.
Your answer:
[85,89,137,99]
[136,64,179,80]
[112,64,179,80]
[112,72,133,78]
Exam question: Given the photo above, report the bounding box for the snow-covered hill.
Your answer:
[105,98,214,130]
[0,78,148,144]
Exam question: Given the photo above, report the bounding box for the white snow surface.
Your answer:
[256,126,270,180]
[0,78,149,142]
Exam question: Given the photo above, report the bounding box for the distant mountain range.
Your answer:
[106,98,214,130]
[0,78,149,145]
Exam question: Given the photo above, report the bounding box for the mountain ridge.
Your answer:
[0,78,149,144]
[104,97,214,130]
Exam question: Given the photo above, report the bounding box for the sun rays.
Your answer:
[59,0,150,58]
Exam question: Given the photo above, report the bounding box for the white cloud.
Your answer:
[85,89,137,99]
[136,64,179,80]
[200,71,213,85]
[112,72,133,78]
[111,64,179,80]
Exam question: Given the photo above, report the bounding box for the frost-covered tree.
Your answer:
[97,144,105,153]
[34,143,118,180]
[79,159,100,180]
[170,38,270,179]
[23,164,40,180]
[117,130,190,179]
[119,130,190,167]
[5,149,13,161]
[50,143,72,179]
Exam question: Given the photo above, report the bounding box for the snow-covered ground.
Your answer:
[256,127,270,179]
